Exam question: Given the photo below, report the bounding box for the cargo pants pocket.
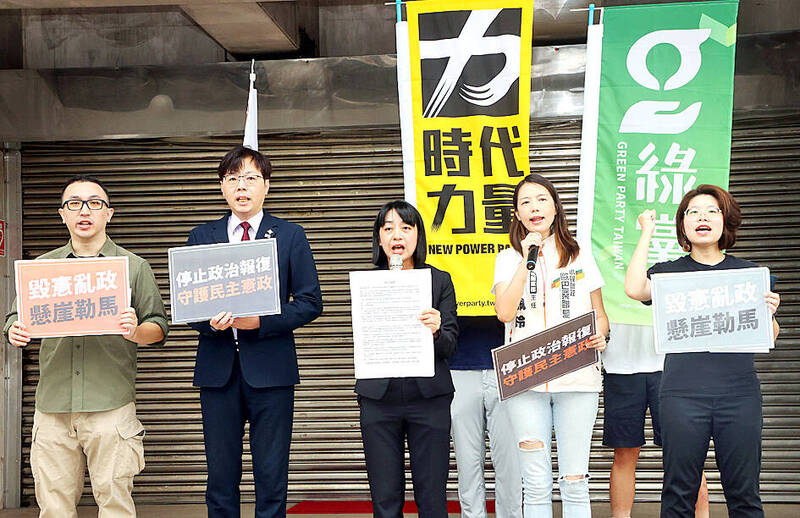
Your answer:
[112,417,145,479]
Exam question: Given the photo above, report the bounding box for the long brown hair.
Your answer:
[509,174,579,268]
[675,184,741,252]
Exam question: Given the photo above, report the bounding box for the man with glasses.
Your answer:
[4,175,168,518]
[186,145,322,518]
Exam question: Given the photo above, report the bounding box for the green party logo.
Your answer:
[620,29,711,134]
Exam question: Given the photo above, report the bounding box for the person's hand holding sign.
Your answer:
[232,316,259,330]
[210,311,235,331]
[7,321,31,348]
[765,291,780,315]
[209,312,260,331]
[765,290,781,340]
[585,333,607,353]
[120,307,139,340]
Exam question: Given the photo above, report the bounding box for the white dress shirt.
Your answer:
[227,211,263,242]
[226,211,264,339]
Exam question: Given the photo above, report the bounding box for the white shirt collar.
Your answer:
[227,211,264,240]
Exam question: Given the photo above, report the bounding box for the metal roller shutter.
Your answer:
[16,117,799,505]
[18,132,402,504]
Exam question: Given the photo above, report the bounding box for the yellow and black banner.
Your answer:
[400,0,533,315]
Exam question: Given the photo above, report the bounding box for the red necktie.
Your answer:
[240,221,251,241]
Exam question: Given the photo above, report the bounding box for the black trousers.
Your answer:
[359,379,453,518]
[200,353,295,518]
[660,391,763,518]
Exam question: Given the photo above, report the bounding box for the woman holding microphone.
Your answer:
[625,185,780,518]
[493,174,609,518]
[355,200,458,518]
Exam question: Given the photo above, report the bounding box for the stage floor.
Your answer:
[0,502,799,517]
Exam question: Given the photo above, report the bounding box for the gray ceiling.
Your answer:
[1,0,798,67]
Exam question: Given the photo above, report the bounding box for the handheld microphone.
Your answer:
[526,244,540,271]
[389,254,403,271]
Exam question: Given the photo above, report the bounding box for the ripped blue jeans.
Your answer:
[504,391,599,518]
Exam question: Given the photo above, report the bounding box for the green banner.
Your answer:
[591,1,738,325]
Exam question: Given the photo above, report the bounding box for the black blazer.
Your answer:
[354,264,458,400]
[187,209,323,388]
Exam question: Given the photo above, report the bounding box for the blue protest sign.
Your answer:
[168,240,281,324]
[651,267,773,354]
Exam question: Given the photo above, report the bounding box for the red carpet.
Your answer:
[287,500,495,514]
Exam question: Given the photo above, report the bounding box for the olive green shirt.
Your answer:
[3,238,169,413]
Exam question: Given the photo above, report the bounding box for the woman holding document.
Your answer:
[355,200,458,518]
[493,174,609,518]
[625,185,781,518]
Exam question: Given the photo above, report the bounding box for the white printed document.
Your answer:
[349,269,434,379]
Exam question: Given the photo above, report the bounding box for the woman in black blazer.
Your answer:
[355,200,459,518]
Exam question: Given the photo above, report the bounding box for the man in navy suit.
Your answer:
[186,146,323,518]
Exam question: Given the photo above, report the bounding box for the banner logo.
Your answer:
[621,29,711,134]
[419,8,521,117]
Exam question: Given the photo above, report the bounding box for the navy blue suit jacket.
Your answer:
[187,209,323,388]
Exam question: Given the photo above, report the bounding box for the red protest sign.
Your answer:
[492,311,598,401]
[15,257,130,338]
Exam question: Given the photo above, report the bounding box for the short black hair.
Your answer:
[217,146,272,180]
[371,200,428,268]
[61,175,111,203]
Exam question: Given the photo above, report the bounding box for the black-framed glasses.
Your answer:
[221,174,264,187]
[61,199,109,211]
